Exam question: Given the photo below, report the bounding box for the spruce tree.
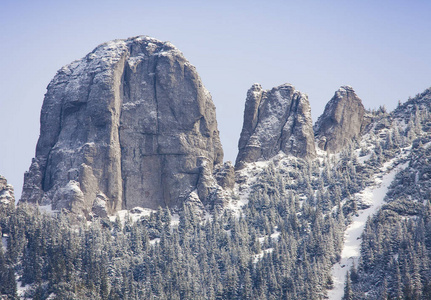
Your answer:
[343,271,353,300]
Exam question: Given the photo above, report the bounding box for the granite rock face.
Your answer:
[0,175,14,205]
[235,83,316,168]
[20,36,224,216]
[314,86,366,152]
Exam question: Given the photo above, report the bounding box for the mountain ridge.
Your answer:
[6,35,431,300]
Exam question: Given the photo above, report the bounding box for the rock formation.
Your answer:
[314,86,366,152]
[20,36,224,216]
[0,175,14,205]
[235,83,316,168]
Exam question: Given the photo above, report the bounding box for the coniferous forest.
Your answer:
[1,54,431,300]
[3,89,431,299]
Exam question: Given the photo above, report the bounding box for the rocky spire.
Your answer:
[235,83,316,169]
[20,36,224,216]
[314,86,366,153]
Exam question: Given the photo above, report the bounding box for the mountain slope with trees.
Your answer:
[2,36,431,300]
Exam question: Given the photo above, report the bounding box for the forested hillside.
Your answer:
[2,88,431,299]
[347,89,431,299]
[2,33,431,299]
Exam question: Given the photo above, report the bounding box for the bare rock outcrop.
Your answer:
[20,36,224,216]
[314,86,366,152]
[0,175,14,205]
[235,83,316,168]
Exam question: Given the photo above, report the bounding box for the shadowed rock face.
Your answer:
[314,86,366,153]
[20,36,224,215]
[235,83,316,169]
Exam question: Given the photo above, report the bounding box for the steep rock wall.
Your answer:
[20,36,224,215]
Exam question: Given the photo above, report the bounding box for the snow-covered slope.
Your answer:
[328,158,409,299]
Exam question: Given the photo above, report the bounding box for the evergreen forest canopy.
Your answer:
[2,89,431,299]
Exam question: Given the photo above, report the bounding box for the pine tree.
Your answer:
[0,245,8,294]
[391,259,403,299]
[3,266,17,299]
[350,262,359,284]
[343,271,353,300]
[381,278,388,300]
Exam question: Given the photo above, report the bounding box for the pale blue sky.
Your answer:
[1,0,430,199]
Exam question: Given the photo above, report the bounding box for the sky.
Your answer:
[1,0,430,199]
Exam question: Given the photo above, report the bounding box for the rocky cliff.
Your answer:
[20,36,225,216]
[314,86,366,152]
[0,175,14,205]
[235,83,316,168]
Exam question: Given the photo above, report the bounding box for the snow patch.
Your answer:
[258,230,280,244]
[17,279,31,299]
[228,160,271,217]
[170,213,180,228]
[38,204,59,216]
[253,248,274,263]
[2,236,7,251]
[357,153,371,164]
[150,238,160,245]
[109,207,156,224]
[127,55,146,70]
[328,160,409,300]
